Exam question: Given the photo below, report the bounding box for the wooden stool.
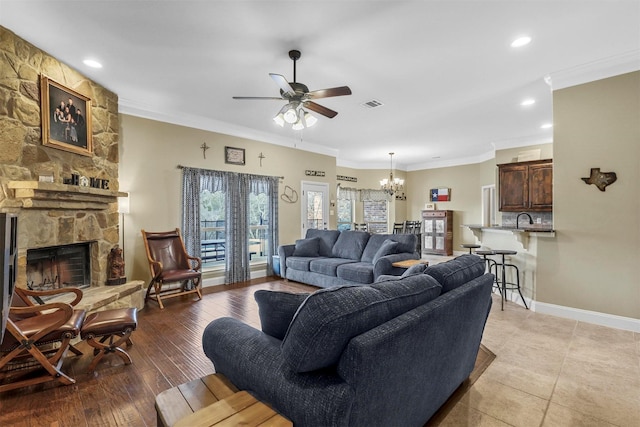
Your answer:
[80,307,138,372]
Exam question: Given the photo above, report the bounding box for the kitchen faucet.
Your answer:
[516,212,534,229]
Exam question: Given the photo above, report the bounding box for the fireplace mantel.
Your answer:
[8,181,127,210]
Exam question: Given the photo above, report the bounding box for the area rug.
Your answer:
[425,344,496,426]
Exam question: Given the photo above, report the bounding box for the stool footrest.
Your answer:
[80,307,138,372]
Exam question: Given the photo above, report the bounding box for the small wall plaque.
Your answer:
[225,146,245,165]
[305,170,325,177]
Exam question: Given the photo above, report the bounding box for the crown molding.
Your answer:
[546,50,640,91]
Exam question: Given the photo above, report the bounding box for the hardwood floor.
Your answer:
[0,278,316,427]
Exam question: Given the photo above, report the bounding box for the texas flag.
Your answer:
[431,188,450,202]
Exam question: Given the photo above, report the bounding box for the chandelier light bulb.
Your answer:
[380,152,404,196]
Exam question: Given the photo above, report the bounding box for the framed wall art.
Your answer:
[40,75,92,156]
[225,146,245,165]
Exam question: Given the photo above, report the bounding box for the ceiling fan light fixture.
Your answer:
[273,113,285,127]
[283,102,299,123]
[303,110,317,127]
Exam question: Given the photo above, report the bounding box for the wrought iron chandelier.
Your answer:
[380,152,404,196]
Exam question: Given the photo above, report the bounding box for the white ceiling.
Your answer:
[1,1,639,170]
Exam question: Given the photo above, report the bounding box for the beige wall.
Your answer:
[119,72,639,322]
[538,71,639,319]
[119,114,337,281]
[406,160,496,250]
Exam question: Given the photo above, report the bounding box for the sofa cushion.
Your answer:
[331,231,370,260]
[292,237,320,257]
[424,254,486,293]
[309,258,356,276]
[336,262,374,284]
[372,239,399,264]
[306,229,340,257]
[254,290,309,340]
[286,256,321,272]
[282,276,442,372]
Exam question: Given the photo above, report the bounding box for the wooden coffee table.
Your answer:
[392,259,429,269]
[155,373,292,427]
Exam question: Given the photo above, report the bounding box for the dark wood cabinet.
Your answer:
[498,160,552,212]
[421,210,453,256]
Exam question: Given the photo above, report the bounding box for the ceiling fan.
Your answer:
[233,50,352,129]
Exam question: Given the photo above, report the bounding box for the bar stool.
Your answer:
[491,249,528,311]
[475,250,499,293]
[461,243,481,254]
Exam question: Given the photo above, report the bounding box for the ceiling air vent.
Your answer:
[361,99,384,109]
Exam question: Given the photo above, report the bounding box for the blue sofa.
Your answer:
[202,254,493,426]
[277,229,420,287]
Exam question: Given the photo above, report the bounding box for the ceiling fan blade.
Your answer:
[232,96,284,100]
[308,86,352,99]
[270,73,296,97]
[303,101,338,118]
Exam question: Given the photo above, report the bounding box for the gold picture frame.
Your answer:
[225,146,245,165]
[40,75,93,156]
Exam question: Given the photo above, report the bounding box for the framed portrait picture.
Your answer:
[40,75,92,156]
[225,146,245,165]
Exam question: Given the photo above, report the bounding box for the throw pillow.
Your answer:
[292,237,320,257]
[401,262,427,277]
[372,239,399,264]
[281,277,441,373]
[254,290,309,340]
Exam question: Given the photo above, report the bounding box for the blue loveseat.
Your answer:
[202,254,494,426]
[277,229,420,287]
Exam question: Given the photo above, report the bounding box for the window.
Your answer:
[337,199,353,231]
[200,190,225,267]
[363,200,388,233]
[248,192,268,263]
[199,190,269,268]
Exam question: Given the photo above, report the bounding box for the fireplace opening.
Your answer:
[26,243,92,291]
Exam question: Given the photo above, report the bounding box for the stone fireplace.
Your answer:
[6,181,125,290]
[26,242,92,290]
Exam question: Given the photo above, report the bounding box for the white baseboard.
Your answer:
[532,301,640,333]
[202,268,268,288]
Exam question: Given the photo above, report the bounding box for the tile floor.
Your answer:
[444,292,640,426]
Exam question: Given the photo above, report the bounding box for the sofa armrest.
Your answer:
[277,244,295,277]
[202,317,353,426]
[373,252,420,279]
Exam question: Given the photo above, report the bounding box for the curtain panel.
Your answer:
[181,166,279,284]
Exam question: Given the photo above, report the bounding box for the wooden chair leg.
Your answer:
[0,321,77,393]
[85,329,134,372]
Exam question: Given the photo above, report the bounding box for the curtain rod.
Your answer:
[176,165,284,180]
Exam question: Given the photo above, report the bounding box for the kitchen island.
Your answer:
[463,224,555,309]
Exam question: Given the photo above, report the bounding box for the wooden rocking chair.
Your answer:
[0,288,86,393]
[141,228,202,309]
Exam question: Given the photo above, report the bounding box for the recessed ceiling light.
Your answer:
[541,123,553,129]
[511,36,532,48]
[520,98,536,106]
[83,59,102,68]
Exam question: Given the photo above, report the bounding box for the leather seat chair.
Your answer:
[141,228,202,309]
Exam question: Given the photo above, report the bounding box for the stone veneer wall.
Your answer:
[0,26,120,288]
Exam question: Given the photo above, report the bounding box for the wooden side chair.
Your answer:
[0,287,86,393]
[141,228,202,309]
